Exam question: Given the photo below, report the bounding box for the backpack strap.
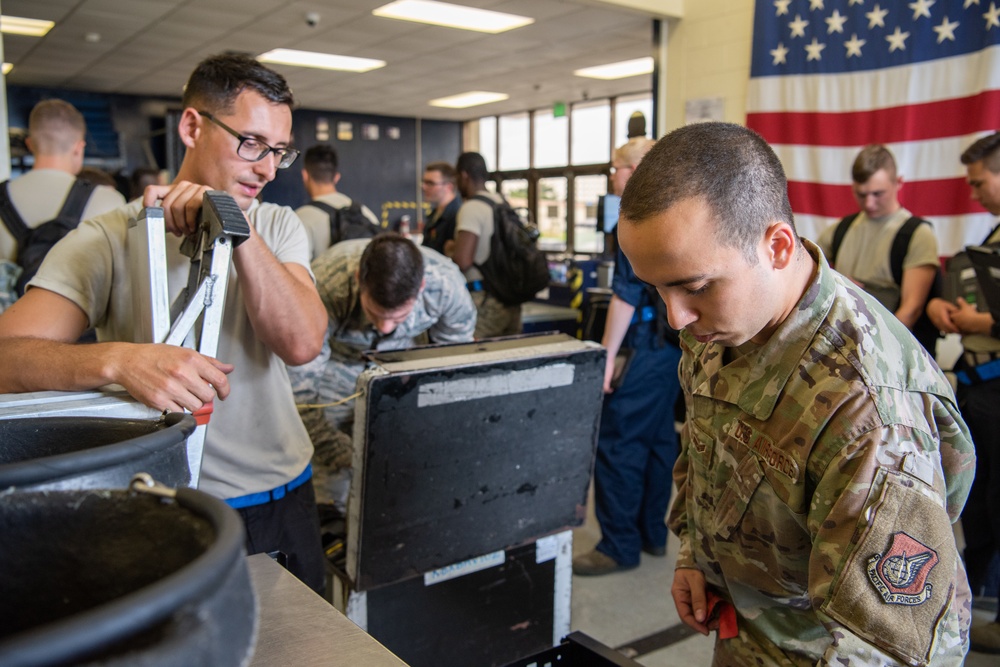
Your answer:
[889,216,928,286]
[0,180,31,246]
[56,179,98,223]
[829,212,859,267]
[471,193,500,211]
[307,200,342,241]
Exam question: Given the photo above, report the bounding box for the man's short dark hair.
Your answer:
[620,122,796,264]
[851,144,897,183]
[358,234,425,309]
[456,152,489,184]
[303,144,339,183]
[961,132,1000,173]
[182,53,294,114]
[425,161,456,185]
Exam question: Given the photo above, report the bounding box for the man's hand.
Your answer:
[143,181,218,237]
[950,297,994,335]
[926,297,959,334]
[672,567,711,635]
[109,343,234,413]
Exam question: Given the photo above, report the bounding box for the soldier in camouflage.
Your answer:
[288,233,476,508]
[618,122,976,666]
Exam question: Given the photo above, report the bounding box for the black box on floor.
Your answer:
[327,333,604,667]
[330,531,572,667]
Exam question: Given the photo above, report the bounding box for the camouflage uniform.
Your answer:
[288,239,476,503]
[0,260,20,314]
[669,241,976,666]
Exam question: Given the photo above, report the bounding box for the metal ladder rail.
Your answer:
[129,191,249,485]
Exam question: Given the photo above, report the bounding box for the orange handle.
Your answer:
[192,401,214,426]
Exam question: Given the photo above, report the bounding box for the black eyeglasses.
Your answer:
[422,179,445,187]
[198,110,300,169]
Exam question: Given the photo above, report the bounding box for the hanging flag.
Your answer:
[747,0,1000,254]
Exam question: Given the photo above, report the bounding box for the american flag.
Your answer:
[747,0,1000,254]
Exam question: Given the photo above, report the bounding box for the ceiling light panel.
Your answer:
[428,90,509,109]
[373,0,533,34]
[574,57,653,80]
[0,15,55,37]
[258,49,385,73]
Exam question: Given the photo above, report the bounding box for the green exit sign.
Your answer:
[553,102,566,117]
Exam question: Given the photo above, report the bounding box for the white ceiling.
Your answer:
[1,0,660,122]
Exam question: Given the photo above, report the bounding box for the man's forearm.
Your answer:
[0,337,118,394]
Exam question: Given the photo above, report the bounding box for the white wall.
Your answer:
[663,0,756,133]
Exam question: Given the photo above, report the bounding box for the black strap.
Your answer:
[829,212,859,267]
[307,200,342,241]
[0,180,30,245]
[0,178,96,246]
[889,216,927,286]
[471,193,501,210]
[56,179,98,222]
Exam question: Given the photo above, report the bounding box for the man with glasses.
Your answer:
[0,53,329,593]
[420,161,461,255]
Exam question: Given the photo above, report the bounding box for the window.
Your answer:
[498,113,529,171]
[571,101,610,166]
[534,109,568,168]
[615,94,653,146]
[466,91,651,254]
[477,117,497,171]
[537,176,567,251]
[500,178,527,209]
[574,174,607,253]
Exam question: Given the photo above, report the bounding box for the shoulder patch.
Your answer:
[866,532,939,606]
[821,472,958,665]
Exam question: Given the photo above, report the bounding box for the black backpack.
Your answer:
[0,178,97,296]
[307,200,381,246]
[472,195,550,306]
[830,213,942,354]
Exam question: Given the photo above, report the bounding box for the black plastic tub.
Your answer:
[0,483,257,667]
[0,413,195,490]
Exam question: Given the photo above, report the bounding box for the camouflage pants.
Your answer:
[287,339,366,508]
[472,290,521,339]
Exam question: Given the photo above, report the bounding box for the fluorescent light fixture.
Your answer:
[2,63,12,75]
[0,15,55,37]
[574,57,654,80]
[258,48,385,73]
[373,0,533,34]
[429,91,509,109]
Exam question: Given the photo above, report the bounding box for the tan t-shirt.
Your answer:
[816,207,939,310]
[455,190,502,282]
[30,198,316,499]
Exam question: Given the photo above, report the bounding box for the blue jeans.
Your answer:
[594,343,682,566]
